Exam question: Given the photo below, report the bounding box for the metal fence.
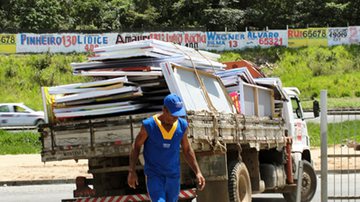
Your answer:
[320,90,360,202]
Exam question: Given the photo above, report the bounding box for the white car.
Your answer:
[0,103,45,127]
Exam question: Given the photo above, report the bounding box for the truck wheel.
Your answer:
[283,160,317,202]
[228,161,252,202]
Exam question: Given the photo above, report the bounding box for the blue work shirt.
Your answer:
[142,115,188,178]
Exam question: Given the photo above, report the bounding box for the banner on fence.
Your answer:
[16,33,111,53]
[0,34,16,54]
[1,26,360,54]
[349,26,360,44]
[328,27,349,46]
[288,28,328,47]
[246,30,288,48]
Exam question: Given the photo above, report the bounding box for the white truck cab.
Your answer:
[282,87,317,201]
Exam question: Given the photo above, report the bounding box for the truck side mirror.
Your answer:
[313,100,320,118]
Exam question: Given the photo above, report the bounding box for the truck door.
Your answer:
[290,97,310,150]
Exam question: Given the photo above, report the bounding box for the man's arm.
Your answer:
[128,125,148,189]
[181,129,206,190]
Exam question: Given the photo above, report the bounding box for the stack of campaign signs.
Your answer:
[42,39,225,121]
[216,68,277,117]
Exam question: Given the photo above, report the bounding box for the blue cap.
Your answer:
[164,94,186,117]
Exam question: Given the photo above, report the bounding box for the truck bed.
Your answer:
[40,111,286,162]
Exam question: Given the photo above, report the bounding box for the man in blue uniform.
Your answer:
[128,93,205,202]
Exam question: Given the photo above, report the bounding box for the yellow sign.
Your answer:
[0,34,16,53]
[307,28,327,46]
[288,28,328,47]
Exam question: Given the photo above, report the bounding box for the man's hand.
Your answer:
[127,171,139,189]
[196,172,206,191]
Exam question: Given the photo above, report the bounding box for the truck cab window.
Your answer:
[291,98,303,119]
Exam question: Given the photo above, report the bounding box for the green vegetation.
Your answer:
[302,98,360,110]
[0,130,41,154]
[0,0,359,31]
[0,53,89,110]
[307,120,360,147]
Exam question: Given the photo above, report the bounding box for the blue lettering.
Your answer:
[206,32,217,41]
[50,37,55,45]
[20,34,26,45]
[35,37,41,45]
[77,36,82,45]
[56,37,62,45]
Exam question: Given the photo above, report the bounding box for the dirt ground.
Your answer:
[0,145,359,182]
[0,154,90,182]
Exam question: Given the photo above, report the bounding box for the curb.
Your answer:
[0,179,74,186]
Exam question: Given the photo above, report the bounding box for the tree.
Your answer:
[10,0,65,31]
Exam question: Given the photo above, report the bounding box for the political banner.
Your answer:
[246,30,288,48]
[2,26,360,54]
[305,28,328,46]
[205,32,247,51]
[288,28,327,47]
[16,33,112,53]
[148,31,207,50]
[0,34,16,54]
[180,31,207,49]
[349,26,360,44]
[288,29,308,47]
[328,27,349,46]
[112,32,150,44]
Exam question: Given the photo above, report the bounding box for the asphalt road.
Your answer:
[2,174,360,202]
[304,111,360,123]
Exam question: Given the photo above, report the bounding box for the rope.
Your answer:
[196,49,216,72]
[171,43,217,113]
[171,43,222,150]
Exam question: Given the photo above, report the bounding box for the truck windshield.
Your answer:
[291,98,303,119]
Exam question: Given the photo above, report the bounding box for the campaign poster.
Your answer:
[288,28,327,47]
[110,32,151,45]
[306,28,328,46]
[328,27,349,46]
[0,34,16,54]
[181,32,207,50]
[288,29,308,47]
[205,31,247,51]
[16,33,112,53]
[349,26,360,44]
[246,30,287,48]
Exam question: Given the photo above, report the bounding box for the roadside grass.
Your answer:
[0,130,41,154]
[307,120,360,147]
[302,97,360,111]
[0,53,88,110]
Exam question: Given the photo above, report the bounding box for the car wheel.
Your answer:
[35,119,45,127]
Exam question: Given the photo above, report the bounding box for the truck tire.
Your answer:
[283,160,317,202]
[228,161,252,202]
